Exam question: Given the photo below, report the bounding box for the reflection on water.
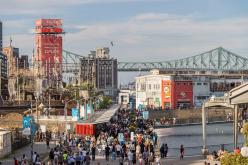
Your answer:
[155,123,244,157]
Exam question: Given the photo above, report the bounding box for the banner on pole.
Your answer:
[80,105,85,118]
[23,116,31,128]
[142,111,149,120]
[72,108,79,121]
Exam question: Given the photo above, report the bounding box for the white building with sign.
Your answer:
[135,70,171,109]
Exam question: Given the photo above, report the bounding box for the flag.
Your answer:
[10,37,12,46]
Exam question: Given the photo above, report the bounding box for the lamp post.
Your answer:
[63,98,77,140]
[30,103,34,163]
[63,99,68,139]
[35,96,38,123]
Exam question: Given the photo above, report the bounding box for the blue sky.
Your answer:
[1,0,248,63]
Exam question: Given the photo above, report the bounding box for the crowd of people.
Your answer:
[14,108,166,165]
[44,108,162,165]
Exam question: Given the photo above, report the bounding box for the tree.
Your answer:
[98,96,112,109]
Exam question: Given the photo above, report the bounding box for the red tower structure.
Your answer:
[35,19,63,87]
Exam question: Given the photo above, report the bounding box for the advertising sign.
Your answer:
[86,103,91,115]
[118,133,125,142]
[80,105,85,118]
[22,128,31,135]
[131,132,134,141]
[23,116,31,128]
[72,108,79,121]
[40,125,46,133]
[161,80,172,109]
[36,19,62,27]
[138,104,143,111]
[142,111,149,120]
[39,35,62,63]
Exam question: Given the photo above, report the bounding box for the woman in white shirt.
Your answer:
[128,150,133,165]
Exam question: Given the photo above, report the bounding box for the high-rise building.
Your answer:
[0,52,8,99]
[19,55,29,69]
[80,47,118,97]
[0,21,2,52]
[35,19,63,86]
[2,46,19,76]
[0,53,7,79]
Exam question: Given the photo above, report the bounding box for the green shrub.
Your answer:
[221,152,248,165]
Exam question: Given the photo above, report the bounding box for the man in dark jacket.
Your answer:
[160,144,164,158]
[91,145,96,161]
[105,145,110,161]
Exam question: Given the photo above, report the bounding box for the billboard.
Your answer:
[79,104,85,118]
[35,19,63,80]
[72,108,79,121]
[161,80,172,109]
[36,35,62,64]
[142,111,149,120]
[23,116,31,128]
[36,19,62,27]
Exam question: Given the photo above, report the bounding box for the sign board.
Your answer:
[142,111,149,120]
[23,116,31,128]
[86,103,91,114]
[79,105,85,118]
[118,133,125,142]
[72,108,79,121]
[22,128,31,135]
[40,125,46,133]
[138,104,143,111]
[66,124,71,130]
[131,132,134,141]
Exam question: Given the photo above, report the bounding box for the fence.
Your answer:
[157,142,243,157]
[0,131,12,158]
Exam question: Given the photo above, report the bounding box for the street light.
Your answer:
[63,98,77,139]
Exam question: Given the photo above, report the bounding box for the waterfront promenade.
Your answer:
[0,142,55,165]
[0,141,219,165]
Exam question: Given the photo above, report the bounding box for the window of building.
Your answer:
[203,83,208,86]
[197,83,201,85]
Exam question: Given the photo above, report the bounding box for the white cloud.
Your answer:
[62,13,248,61]
[0,0,163,15]
[3,12,248,63]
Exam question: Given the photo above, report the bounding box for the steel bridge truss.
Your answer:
[62,47,248,73]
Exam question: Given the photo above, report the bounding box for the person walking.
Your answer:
[164,144,168,158]
[33,152,37,165]
[128,150,133,165]
[111,144,117,160]
[91,144,96,161]
[85,152,91,165]
[13,157,19,165]
[49,149,54,164]
[155,155,161,165]
[105,145,110,161]
[35,155,41,165]
[180,145,184,160]
[116,143,122,158]
[160,144,164,158]
[138,155,144,165]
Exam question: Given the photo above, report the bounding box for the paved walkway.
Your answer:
[0,142,220,165]
[0,141,55,165]
[84,155,220,165]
